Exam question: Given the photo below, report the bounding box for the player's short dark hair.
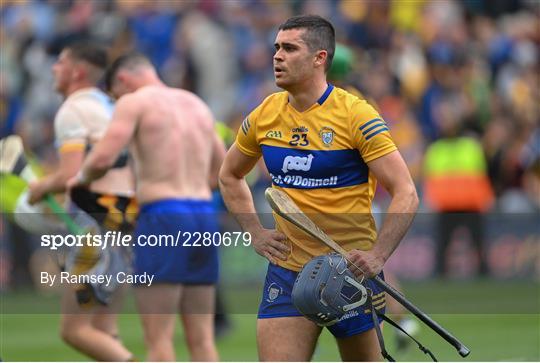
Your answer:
[278,15,336,72]
[65,42,108,69]
[104,52,151,92]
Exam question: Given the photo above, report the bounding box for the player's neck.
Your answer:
[138,75,166,89]
[130,68,166,89]
[65,81,96,97]
[287,78,329,112]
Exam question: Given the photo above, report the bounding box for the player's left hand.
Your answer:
[28,180,46,205]
[346,249,385,279]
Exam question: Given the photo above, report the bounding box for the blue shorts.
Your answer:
[134,199,219,284]
[258,264,385,338]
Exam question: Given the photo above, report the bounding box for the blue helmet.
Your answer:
[292,253,368,326]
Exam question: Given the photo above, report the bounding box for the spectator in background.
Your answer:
[423,99,494,276]
[419,44,471,141]
[180,9,239,122]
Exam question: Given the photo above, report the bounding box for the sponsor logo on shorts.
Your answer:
[338,309,359,322]
[266,282,282,302]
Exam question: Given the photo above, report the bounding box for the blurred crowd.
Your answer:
[0,1,539,285]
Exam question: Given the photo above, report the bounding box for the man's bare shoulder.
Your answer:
[134,86,207,107]
[131,85,190,98]
[115,86,169,109]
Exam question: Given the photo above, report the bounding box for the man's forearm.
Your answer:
[372,188,418,261]
[39,170,73,195]
[77,164,106,185]
[219,176,264,234]
[78,151,113,184]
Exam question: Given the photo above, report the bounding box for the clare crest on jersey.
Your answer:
[319,126,335,147]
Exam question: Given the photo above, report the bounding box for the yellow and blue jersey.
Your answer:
[236,85,397,271]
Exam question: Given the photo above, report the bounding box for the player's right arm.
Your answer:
[219,114,289,264]
[218,143,260,218]
[70,94,139,187]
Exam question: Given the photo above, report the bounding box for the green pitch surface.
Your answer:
[1,281,539,361]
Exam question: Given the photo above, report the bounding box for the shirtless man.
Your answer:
[28,42,134,361]
[68,53,225,361]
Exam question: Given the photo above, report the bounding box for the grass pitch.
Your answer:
[1,280,538,361]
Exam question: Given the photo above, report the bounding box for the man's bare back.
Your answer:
[70,54,223,361]
[122,85,219,204]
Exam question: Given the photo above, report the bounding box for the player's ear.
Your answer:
[314,50,328,69]
[116,70,129,85]
[72,63,86,82]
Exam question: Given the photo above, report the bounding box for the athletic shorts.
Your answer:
[134,199,219,284]
[258,264,385,338]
